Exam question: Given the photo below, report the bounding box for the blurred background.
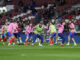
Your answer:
[0,0,80,33]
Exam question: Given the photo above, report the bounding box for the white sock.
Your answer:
[32,43,34,46]
[13,43,15,45]
[68,42,70,44]
[39,43,42,46]
[74,42,77,45]
[55,42,57,44]
[20,40,22,43]
[17,41,19,44]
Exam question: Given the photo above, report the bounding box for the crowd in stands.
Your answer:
[0,0,80,30]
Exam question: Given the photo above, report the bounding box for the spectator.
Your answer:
[32,8,37,16]
[30,0,35,10]
[35,12,42,24]
[18,0,24,7]
[60,0,66,6]
[22,5,28,13]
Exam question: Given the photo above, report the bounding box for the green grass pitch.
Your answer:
[0,42,80,60]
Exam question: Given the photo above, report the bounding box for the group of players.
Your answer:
[0,19,77,46]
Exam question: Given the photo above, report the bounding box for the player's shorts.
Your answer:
[17,32,22,37]
[69,32,75,38]
[2,33,6,37]
[32,33,43,43]
[25,34,32,38]
[2,33,7,39]
[7,32,14,37]
[50,33,56,37]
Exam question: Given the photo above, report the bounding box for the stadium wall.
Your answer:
[20,33,80,43]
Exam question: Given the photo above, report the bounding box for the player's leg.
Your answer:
[8,37,12,46]
[58,33,65,46]
[2,33,6,44]
[28,35,32,45]
[3,35,7,45]
[49,36,52,45]
[71,33,77,46]
[11,33,15,46]
[44,34,46,42]
[14,33,18,44]
[49,33,53,45]
[0,38,2,41]
[49,33,56,45]
[72,38,77,46]
[55,32,58,44]
[32,34,37,46]
[52,37,54,45]
[55,37,58,45]
[52,33,56,45]
[8,32,12,46]
[67,32,71,45]
[12,36,15,46]
[2,33,5,44]
[39,35,43,46]
[24,34,29,45]
[18,32,22,43]
[6,32,9,42]
[44,32,48,42]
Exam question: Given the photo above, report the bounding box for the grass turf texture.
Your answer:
[0,42,80,60]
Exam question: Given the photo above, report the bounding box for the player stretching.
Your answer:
[7,20,15,46]
[67,21,77,46]
[32,23,45,46]
[48,22,56,45]
[1,22,8,45]
[24,23,33,45]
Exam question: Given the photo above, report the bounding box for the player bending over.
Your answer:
[32,22,47,46]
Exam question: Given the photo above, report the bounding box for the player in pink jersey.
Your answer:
[7,20,15,46]
[57,21,65,46]
[17,22,23,45]
[1,22,8,45]
[24,23,33,45]
[13,21,20,44]
[67,21,77,46]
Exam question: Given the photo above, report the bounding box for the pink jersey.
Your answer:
[48,26,50,33]
[70,23,75,32]
[1,26,5,32]
[58,24,64,33]
[13,23,18,33]
[7,23,15,33]
[25,26,33,34]
[70,23,75,29]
